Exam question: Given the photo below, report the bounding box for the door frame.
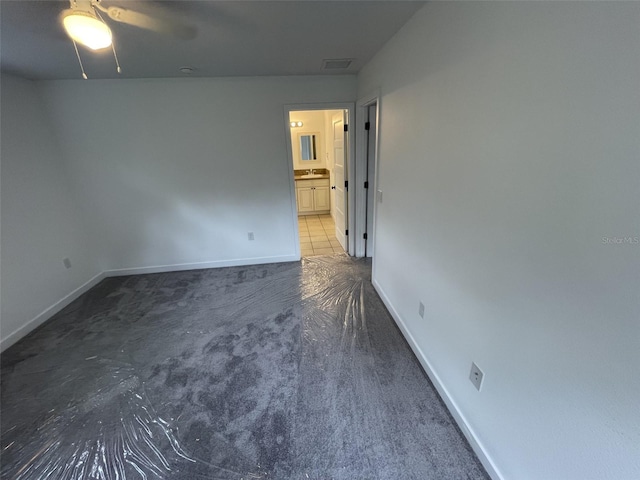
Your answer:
[284,103,356,258]
[354,90,381,258]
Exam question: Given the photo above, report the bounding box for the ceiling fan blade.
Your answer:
[105,6,196,39]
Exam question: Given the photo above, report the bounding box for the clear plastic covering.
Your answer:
[1,256,488,480]
[2,351,208,479]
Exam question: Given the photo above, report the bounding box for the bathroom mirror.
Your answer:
[299,133,319,161]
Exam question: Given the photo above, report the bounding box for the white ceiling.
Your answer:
[1,0,425,80]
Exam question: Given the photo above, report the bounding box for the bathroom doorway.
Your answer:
[285,104,354,257]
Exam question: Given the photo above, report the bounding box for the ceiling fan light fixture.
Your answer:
[62,10,112,50]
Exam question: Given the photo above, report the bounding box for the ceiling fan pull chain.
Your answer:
[93,7,121,74]
[72,39,88,79]
[111,43,122,74]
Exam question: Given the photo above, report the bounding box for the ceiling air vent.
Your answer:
[321,58,353,70]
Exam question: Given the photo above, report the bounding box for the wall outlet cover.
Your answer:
[248,232,255,241]
[469,362,484,391]
[63,258,72,269]
[418,301,425,318]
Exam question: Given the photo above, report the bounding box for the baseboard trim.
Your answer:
[0,272,106,352]
[372,277,503,480]
[103,255,299,277]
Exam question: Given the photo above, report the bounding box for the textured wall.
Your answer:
[1,74,99,348]
[39,76,356,271]
[358,2,640,479]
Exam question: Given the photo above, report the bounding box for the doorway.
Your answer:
[354,94,379,258]
[285,104,354,258]
[364,103,377,257]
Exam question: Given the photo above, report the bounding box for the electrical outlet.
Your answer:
[248,232,255,241]
[418,301,425,318]
[63,257,72,269]
[377,189,383,203]
[469,362,484,391]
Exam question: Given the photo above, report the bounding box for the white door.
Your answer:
[332,112,347,251]
[366,104,377,256]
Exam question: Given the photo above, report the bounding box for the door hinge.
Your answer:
[365,121,370,131]
[345,180,348,190]
[345,229,349,236]
[344,124,349,132]
[364,181,369,189]
[363,233,368,240]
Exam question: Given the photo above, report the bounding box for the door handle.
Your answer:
[331,186,336,190]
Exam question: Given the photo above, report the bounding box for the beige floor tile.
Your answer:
[300,242,312,249]
[312,240,331,249]
[310,235,328,242]
[308,229,326,236]
[330,240,343,249]
[313,247,335,255]
[301,249,315,257]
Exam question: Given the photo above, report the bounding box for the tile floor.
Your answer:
[298,214,345,256]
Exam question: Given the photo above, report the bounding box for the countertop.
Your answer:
[294,174,330,180]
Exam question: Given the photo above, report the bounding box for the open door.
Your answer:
[365,104,377,256]
[332,111,348,251]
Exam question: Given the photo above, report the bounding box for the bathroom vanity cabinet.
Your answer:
[295,178,330,214]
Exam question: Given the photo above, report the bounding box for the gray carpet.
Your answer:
[1,256,489,480]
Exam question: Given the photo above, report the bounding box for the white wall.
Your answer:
[358,2,639,480]
[290,110,327,169]
[1,74,100,349]
[39,76,356,272]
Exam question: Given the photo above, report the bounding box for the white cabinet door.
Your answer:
[297,187,315,212]
[296,179,330,213]
[314,187,330,211]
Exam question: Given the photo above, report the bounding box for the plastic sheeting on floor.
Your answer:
[1,256,488,480]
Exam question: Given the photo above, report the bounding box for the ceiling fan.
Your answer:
[60,0,195,78]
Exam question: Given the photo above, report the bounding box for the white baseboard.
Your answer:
[103,255,299,277]
[1,272,106,352]
[372,277,504,480]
